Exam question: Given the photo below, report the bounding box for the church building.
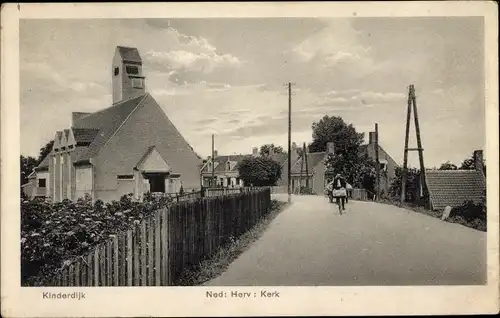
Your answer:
[24,46,202,202]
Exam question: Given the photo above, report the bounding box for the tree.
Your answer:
[389,166,421,201]
[308,115,364,154]
[312,115,367,186]
[237,156,282,186]
[259,144,284,158]
[439,161,458,170]
[38,140,54,163]
[459,157,475,170]
[20,155,38,186]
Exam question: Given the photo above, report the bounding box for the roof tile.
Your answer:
[426,170,486,211]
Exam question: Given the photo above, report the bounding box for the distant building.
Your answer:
[23,46,202,202]
[358,131,398,196]
[200,146,290,187]
[289,132,398,196]
[426,150,486,211]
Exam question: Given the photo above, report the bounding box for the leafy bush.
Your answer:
[299,186,315,195]
[449,200,487,231]
[21,192,173,286]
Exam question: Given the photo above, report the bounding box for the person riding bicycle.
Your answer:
[332,173,347,211]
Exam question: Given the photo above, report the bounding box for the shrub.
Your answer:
[449,200,487,231]
[21,193,173,286]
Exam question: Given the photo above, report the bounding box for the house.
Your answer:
[200,150,249,188]
[25,46,202,202]
[199,146,291,188]
[426,150,486,211]
[276,142,302,188]
[289,142,332,195]
[289,131,398,196]
[358,131,398,196]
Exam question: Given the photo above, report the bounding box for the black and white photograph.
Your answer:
[1,2,499,317]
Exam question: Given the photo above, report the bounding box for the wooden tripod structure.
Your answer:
[401,84,428,205]
[299,143,309,191]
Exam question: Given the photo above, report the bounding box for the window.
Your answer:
[126,65,139,75]
[380,163,386,171]
[117,175,134,180]
[226,162,231,171]
[38,178,46,188]
[114,67,119,76]
[132,78,143,89]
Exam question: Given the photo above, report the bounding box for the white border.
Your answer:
[1,2,499,317]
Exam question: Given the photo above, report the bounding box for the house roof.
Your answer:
[426,169,486,211]
[117,46,142,63]
[72,128,100,144]
[72,94,147,162]
[36,155,50,169]
[290,152,327,174]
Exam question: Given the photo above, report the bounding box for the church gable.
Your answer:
[136,146,171,173]
[93,93,202,190]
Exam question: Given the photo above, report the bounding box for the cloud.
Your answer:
[144,49,241,74]
[291,20,373,68]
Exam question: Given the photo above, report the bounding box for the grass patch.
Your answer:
[376,198,486,232]
[176,200,289,286]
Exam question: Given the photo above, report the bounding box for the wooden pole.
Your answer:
[411,86,428,205]
[375,123,380,201]
[211,134,215,188]
[304,142,309,189]
[300,147,304,193]
[401,85,412,204]
[287,83,292,203]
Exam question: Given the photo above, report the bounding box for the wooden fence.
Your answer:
[47,187,271,286]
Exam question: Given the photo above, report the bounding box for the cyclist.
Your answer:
[332,173,347,212]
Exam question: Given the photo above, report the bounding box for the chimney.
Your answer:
[327,142,335,155]
[71,112,91,127]
[112,46,146,104]
[473,150,484,174]
[368,132,377,144]
[214,150,218,158]
[252,147,258,156]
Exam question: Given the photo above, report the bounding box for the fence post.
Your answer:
[112,235,119,286]
[94,248,99,286]
[140,220,147,286]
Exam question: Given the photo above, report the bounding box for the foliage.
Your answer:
[38,140,55,163]
[314,115,373,191]
[439,161,458,170]
[237,156,282,186]
[389,166,421,201]
[20,155,38,186]
[308,115,364,154]
[299,186,315,195]
[450,200,486,222]
[259,144,284,157]
[21,193,173,286]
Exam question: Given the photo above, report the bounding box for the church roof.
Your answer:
[117,46,142,63]
[72,94,147,162]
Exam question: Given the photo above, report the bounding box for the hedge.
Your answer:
[21,193,172,286]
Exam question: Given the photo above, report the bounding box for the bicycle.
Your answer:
[331,188,347,215]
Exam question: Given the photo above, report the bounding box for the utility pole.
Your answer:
[375,123,380,201]
[287,82,294,203]
[401,84,428,205]
[303,142,309,189]
[211,134,215,188]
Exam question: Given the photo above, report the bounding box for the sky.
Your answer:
[20,17,485,168]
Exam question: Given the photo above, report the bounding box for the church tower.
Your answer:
[112,46,146,104]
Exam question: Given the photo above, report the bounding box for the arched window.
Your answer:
[226,161,231,171]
